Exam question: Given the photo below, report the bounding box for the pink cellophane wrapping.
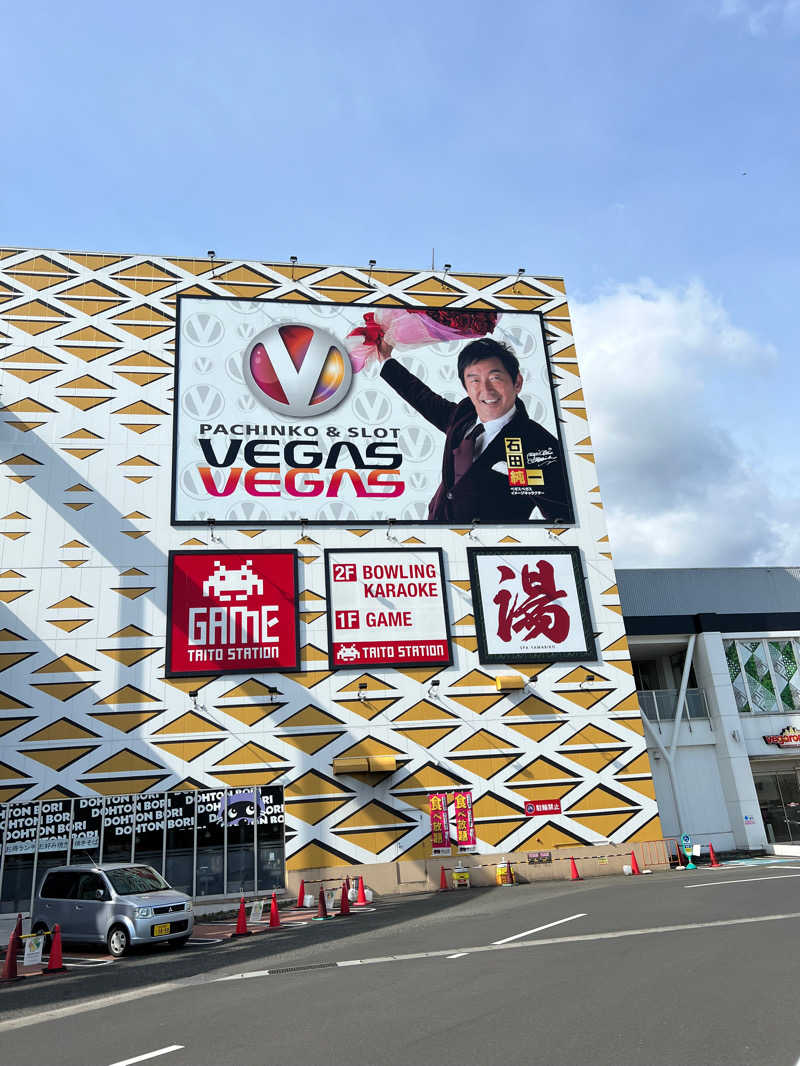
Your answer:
[346,308,500,372]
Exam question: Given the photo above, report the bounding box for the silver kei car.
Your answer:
[32,863,194,957]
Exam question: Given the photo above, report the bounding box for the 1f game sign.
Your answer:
[325,548,452,669]
[166,549,300,676]
[467,546,596,664]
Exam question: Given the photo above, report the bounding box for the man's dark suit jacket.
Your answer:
[380,359,573,524]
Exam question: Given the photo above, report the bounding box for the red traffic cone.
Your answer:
[439,865,450,892]
[344,875,351,894]
[231,896,251,938]
[569,856,582,881]
[352,875,368,907]
[505,860,514,885]
[269,892,280,928]
[338,881,351,917]
[312,886,334,921]
[709,843,722,868]
[630,850,642,876]
[1,928,23,983]
[295,879,305,910]
[43,925,66,975]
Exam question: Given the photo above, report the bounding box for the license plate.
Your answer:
[153,923,171,936]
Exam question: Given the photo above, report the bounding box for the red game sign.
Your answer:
[166,550,299,676]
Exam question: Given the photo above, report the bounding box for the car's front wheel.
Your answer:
[107,924,130,958]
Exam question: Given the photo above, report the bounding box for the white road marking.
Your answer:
[4,911,800,1034]
[447,953,468,959]
[684,874,800,888]
[216,910,800,981]
[106,1046,184,1066]
[769,865,800,869]
[492,913,587,945]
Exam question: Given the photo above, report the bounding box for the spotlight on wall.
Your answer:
[358,682,368,703]
[189,690,199,711]
[443,263,452,279]
[428,678,441,699]
[207,250,216,261]
[368,259,376,282]
[731,729,741,743]
[580,673,596,690]
[468,517,480,540]
[290,255,298,279]
[386,518,398,542]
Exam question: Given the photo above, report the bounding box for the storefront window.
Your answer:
[134,794,165,873]
[165,791,195,895]
[257,786,285,892]
[101,796,135,864]
[196,790,225,896]
[70,797,102,862]
[0,804,39,913]
[35,800,72,893]
[0,785,283,901]
[224,789,255,894]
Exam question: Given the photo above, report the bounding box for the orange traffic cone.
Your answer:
[1,927,22,983]
[312,887,334,921]
[569,856,582,881]
[231,896,252,937]
[353,875,368,907]
[43,925,66,975]
[295,879,305,909]
[630,850,642,876]
[338,881,350,917]
[709,843,722,868]
[269,892,280,928]
[439,865,450,892]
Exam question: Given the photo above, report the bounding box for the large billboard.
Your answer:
[324,548,451,669]
[166,549,300,676]
[172,296,574,526]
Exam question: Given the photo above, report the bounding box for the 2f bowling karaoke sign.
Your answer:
[325,548,452,669]
[467,546,596,664]
[166,549,300,676]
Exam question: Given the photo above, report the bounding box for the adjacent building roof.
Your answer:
[617,567,800,636]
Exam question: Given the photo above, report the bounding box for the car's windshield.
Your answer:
[105,866,170,895]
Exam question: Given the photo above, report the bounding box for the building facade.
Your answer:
[620,566,800,853]
[0,247,661,909]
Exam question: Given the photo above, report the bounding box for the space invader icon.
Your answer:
[202,560,264,603]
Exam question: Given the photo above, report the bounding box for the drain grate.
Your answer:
[267,962,338,975]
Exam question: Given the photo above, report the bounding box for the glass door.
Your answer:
[778,772,800,841]
[755,775,790,843]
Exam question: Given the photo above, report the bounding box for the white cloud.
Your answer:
[717,0,800,35]
[571,279,799,568]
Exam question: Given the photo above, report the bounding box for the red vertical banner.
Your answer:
[453,791,476,852]
[428,793,451,856]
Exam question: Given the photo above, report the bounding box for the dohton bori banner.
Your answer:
[325,548,451,668]
[166,549,299,676]
[467,546,597,664]
[172,296,573,525]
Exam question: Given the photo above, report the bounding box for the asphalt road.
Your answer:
[2,862,800,1066]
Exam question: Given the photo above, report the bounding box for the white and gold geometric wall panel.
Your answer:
[0,247,661,865]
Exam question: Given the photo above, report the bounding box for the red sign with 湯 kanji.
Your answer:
[468,547,596,664]
[167,550,299,676]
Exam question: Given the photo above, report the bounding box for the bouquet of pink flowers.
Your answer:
[346,308,500,372]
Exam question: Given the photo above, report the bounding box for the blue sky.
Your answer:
[2,1,798,565]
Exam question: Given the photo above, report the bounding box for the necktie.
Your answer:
[453,423,485,482]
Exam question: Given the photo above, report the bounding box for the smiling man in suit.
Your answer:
[377,336,573,524]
